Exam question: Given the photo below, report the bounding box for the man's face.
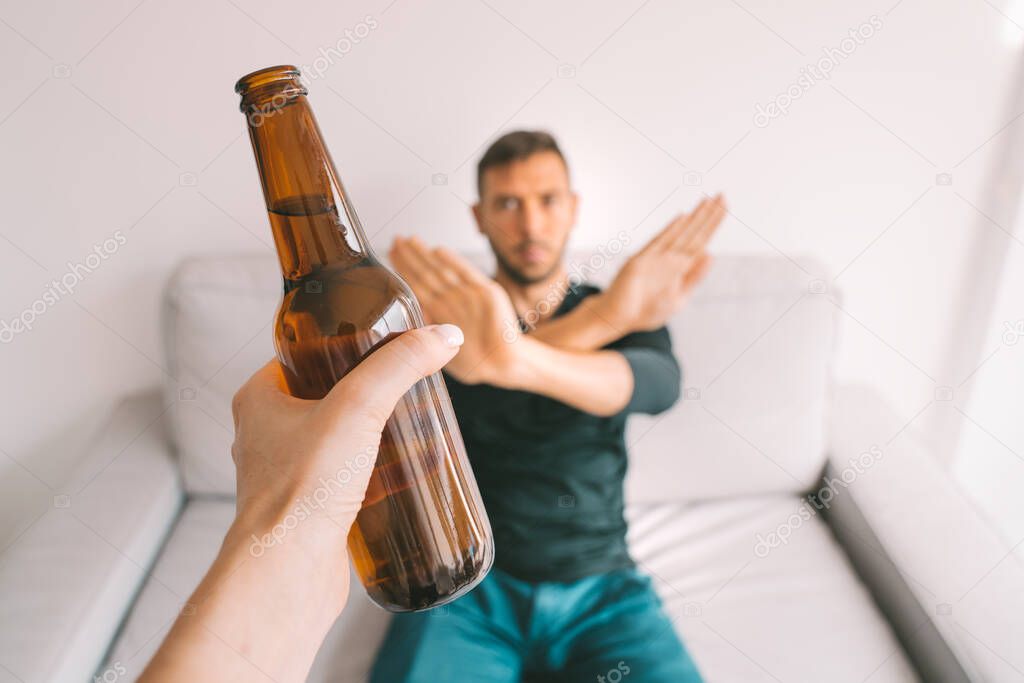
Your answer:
[473,151,578,285]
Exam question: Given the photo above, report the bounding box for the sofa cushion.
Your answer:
[0,392,182,683]
[162,255,279,495]
[626,495,917,682]
[162,251,837,500]
[99,500,237,680]
[100,499,392,682]
[105,494,914,682]
[625,254,838,502]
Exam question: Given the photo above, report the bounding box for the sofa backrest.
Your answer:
[162,250,839,502]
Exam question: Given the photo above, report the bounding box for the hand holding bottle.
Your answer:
[230,324,466,537]
[140,325,464,683]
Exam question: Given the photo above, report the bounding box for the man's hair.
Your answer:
[476,130,568,197]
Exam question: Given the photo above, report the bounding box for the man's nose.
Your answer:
[519,201,546,240]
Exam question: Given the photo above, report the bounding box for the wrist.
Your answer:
[230,495,353,569]
[162,509,350,681]
[502,335,546,392]
[229,508,351,612]
[588,291,632,336]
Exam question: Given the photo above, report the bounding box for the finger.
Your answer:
[694,201,727,249]
[391,237,444,298]
[389,237,423,286]
[674,195,725,253]
[681,251,714,290]
[389,237,421,281]
[402,237,449,295]
[237,359,290,397]
[645,199,707,253]
[387,235,403,259]
[669,195,719,252]
[686,198,727,253]
[392,241,443,324]
[429,249,466,288]
[321,324,464,428]
[432,246,492,286]
[232,360,292,429]
[640,213,685,255]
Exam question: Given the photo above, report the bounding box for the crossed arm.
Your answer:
[389,194,726,416]
[388,235,637,416]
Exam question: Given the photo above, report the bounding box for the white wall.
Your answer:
[1,0,1021,550]
[951,143,1024,550]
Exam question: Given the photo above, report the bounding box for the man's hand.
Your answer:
[389,236,521,386]
[597,194,725,332]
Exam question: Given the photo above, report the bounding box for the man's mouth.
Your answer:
[518,244,547,265]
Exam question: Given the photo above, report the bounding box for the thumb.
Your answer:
[321,324,464,426]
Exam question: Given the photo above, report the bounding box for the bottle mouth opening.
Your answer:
[234,65,301,93]
[235,65,308,112]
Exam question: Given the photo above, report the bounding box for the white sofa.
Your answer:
[2,251,1022,682]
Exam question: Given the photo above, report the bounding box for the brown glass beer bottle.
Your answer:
[234,65,494,611]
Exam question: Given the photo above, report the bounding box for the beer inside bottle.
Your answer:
[235,65,494,611]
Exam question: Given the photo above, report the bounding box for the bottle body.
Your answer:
[274,254,494,611]
[238,66,493,611]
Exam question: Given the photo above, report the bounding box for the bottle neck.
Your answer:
[239,69,371,279]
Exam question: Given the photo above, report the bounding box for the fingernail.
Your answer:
[432,323,464,347]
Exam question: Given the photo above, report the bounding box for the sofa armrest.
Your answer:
[0,389,184,683]
[823,382,1024,683]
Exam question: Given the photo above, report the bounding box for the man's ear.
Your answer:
[472,202,485,236]
[569,191,580,226]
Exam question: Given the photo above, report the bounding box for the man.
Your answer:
[371,131,725,682]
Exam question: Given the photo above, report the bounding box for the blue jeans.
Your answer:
[369,565,703,682]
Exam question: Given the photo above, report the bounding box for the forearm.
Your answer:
[140,511,348,683]
[528,292,631,352]
[507,336,634,416]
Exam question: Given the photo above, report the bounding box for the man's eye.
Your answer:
[499,198,519,210]
[542,194,559,207]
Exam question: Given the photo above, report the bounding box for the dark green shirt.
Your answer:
[443,283,682,583]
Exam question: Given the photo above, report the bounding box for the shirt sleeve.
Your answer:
[605,325,682,415]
